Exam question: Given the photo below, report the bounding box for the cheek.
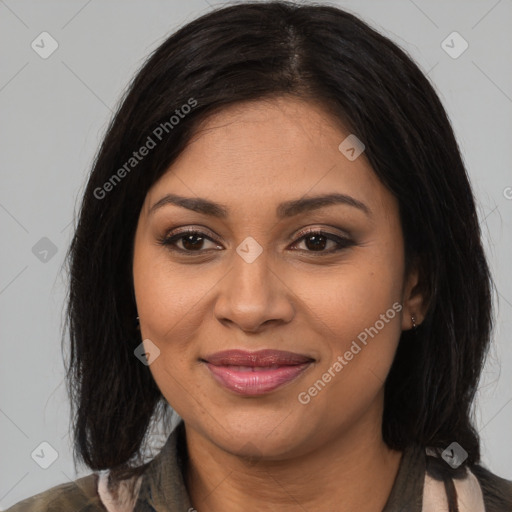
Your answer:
[132,244,216,410]
[293,292,403,431]
[133,243,207,340]
[294,252,403,346]
[293,242,404,405]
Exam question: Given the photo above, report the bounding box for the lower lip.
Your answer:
[204,362,312,396]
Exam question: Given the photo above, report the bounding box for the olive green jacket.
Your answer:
[5,421,512,511]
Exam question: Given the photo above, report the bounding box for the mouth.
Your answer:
[200,349,315,396]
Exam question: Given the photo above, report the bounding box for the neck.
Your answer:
[183,401,402,512]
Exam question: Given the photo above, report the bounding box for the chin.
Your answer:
[201,409,317,460]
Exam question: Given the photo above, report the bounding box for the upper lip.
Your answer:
[202,349,314,367]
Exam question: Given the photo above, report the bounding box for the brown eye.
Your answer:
[291,230,354,254]
[158,229,222,254]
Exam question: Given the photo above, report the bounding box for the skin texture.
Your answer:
[132,96,427,512]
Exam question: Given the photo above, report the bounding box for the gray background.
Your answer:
[1,0,511,508]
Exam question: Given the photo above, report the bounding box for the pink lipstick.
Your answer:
[201,349,314,396]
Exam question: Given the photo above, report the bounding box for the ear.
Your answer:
[401,259,429,331]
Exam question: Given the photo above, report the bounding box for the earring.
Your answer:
[136,316,140,330]
[411,314,417,330]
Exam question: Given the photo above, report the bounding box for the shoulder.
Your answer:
[4,473,107,512]
[471,464,512,512]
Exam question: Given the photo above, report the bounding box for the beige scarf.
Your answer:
[422,465,486,511]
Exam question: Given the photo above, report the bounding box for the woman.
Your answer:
[7,1,511,511]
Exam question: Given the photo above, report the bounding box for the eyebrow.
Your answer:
[149,192,371,218]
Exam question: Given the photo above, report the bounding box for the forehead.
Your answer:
[143,97,396,220]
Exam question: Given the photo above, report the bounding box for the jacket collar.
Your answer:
[136,420,192,511]
[134,420,425,512]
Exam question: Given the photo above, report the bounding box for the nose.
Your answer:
[213,250,295,333]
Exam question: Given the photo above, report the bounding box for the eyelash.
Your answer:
[156,227,354,256]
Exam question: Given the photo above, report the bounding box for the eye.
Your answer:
[157,228,222,253]
[291,229,355,254]
[157,227,355,255]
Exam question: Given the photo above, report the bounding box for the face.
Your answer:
[132,96,423,460]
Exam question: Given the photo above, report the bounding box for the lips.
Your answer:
[201,349,314,396]
[202,349,314,367]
